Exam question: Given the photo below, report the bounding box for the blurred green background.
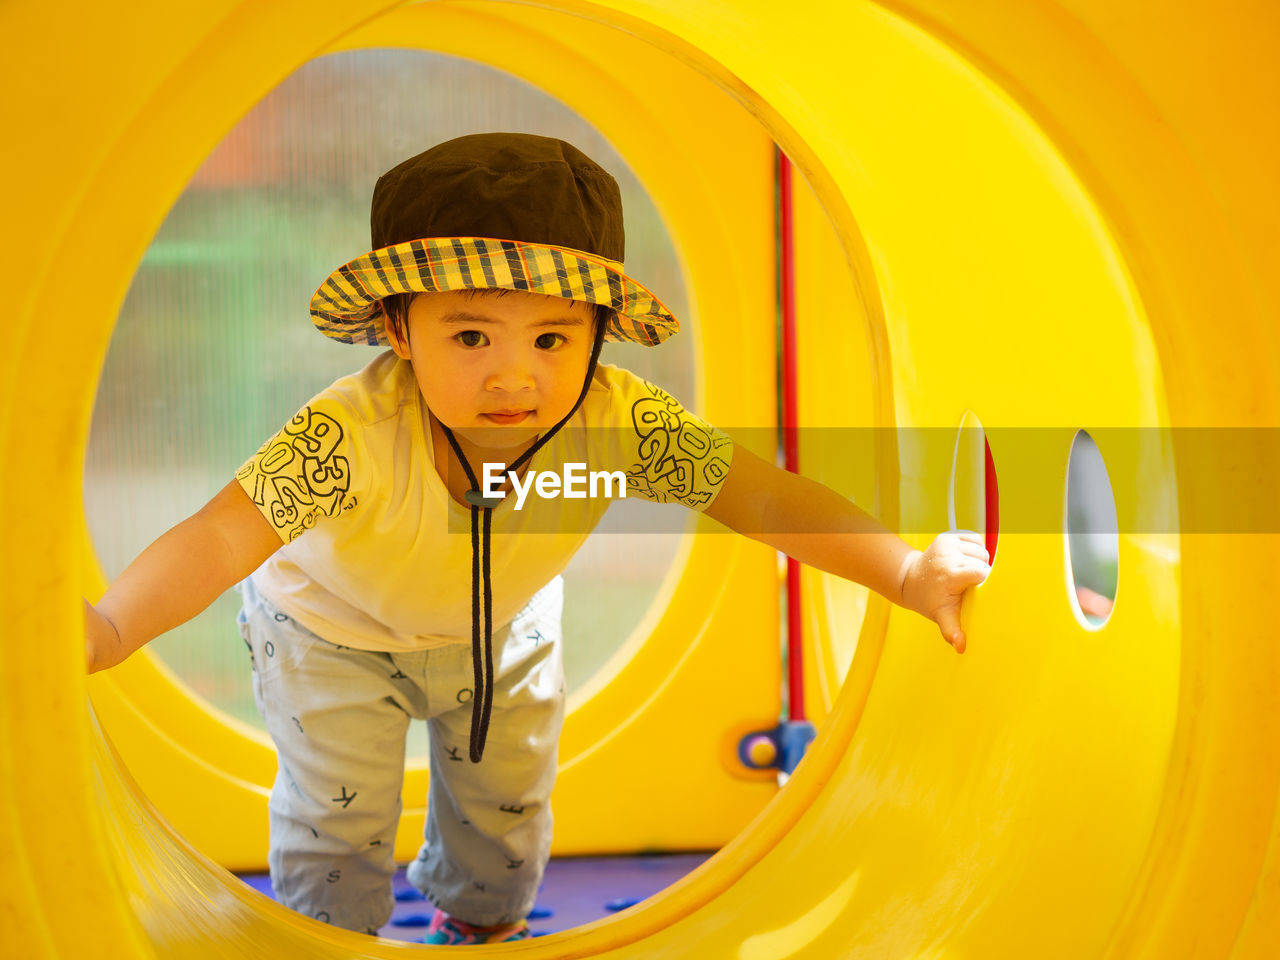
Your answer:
[85,49,697,757]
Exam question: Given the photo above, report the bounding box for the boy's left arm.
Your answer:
[703,443,990,653]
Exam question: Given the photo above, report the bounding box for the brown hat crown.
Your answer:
[370,133,625,261]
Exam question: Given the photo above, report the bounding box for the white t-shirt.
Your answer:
[235,350,733,652]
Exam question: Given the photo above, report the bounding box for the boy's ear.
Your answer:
[385,303,411,359]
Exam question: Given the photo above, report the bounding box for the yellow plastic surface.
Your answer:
[3,2,1278,959]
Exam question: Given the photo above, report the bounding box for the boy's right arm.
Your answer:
[84,479,283,673]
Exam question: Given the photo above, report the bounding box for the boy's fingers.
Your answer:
[947,561,989,588]
[935,607,966,654]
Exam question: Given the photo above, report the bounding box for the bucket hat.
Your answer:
[309,132,679,347]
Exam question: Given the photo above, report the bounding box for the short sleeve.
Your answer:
[235,397,360,543]
[618,375,734,510]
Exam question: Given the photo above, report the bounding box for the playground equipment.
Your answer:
[4,1,1278,957]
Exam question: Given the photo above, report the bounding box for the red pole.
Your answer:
[778,149,805,723]
[983,437,999,563]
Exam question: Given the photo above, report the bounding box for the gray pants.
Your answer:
[238,575,565,934]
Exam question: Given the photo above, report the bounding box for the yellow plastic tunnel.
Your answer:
[4,1,1279,958]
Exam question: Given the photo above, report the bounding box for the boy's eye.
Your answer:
[535,332,565,350]
[456,330,488,348]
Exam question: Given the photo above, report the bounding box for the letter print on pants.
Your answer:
[239,576,428,934]
[407,577,565,927]
[238,575,564,933]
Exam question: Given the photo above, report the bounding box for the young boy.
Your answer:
[84,133,989,943]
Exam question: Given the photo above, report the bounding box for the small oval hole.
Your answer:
[1065,430,1118,628]
[948,411,999,565]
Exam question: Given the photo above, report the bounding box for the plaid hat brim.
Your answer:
[310,237,679,347]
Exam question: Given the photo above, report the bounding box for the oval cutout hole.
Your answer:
[1065,430,1118,628]
[948,411,999,565]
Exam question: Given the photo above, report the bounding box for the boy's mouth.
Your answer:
[483,410,533,425]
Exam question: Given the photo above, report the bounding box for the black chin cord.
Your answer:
[440,317,607,762]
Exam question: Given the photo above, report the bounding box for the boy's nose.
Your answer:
[483,355,536,393]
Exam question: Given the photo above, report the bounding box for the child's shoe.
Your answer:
[421,910,531,944]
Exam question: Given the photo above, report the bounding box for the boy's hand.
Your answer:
[78,480,283,675]
[84,599,125,673]
[899,532,991,654]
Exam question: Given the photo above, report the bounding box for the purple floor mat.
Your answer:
[238,852,712,941]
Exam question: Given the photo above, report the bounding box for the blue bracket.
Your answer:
[738,720,816,776]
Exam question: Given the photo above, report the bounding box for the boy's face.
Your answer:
[390,289,597,454]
